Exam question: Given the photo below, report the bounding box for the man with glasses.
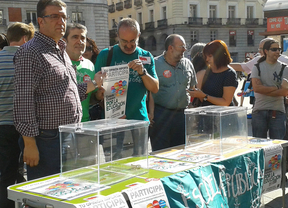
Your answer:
[230,38,288,73]
[95,18,158,158]
[251,39,288,139]
[149,34,197,151]
[13,0,105,180]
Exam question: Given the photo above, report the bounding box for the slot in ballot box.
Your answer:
[185,106,248,156]
[59,119,149,186]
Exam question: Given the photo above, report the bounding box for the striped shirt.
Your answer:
[0,46,19,125]
[13,32,87,137]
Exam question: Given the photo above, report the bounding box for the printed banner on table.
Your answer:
[101,64,129,119]
[122,180,170,208]
[262,144,282,194]
[75,192,129,208]
[161,149,265,208]
[17,177,109,200]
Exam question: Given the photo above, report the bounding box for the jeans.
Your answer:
[0,125,21,208]
[19,129,60,181]
[150,105,185,151]
[252,110,286,139]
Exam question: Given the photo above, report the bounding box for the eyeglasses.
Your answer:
[269,48,282,52]
[119,38,137,45]
[173,45,187,50]
[42,14,69,21]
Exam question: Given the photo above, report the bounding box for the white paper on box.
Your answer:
[122,180,170,208]
[101,64,129,119]
[75,192,129,208]
[262,144,282,194]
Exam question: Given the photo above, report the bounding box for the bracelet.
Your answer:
[91,79,98,89]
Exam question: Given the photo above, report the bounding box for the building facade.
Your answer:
[108,0,267,61]
[0,0,109,50]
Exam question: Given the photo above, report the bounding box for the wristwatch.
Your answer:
[139,68,147,77]
[203,94,208,101]
[91,79,98,89]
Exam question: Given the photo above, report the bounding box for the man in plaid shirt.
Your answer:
[13,0,105,180]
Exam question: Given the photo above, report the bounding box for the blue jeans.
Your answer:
[150,105,185,151]
[0,125,20,208]
[19,129,60,181]
[252,110,286,139]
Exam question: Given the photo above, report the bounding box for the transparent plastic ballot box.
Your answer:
[184,106,248,156]
[59,119,149,186]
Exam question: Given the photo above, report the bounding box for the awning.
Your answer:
[263,0,288,12]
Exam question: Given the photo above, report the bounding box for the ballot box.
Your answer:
[184,106,248,156]
[8,119,149,207]
[59,119,149,186]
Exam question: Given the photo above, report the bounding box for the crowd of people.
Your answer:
[1,0,288,207]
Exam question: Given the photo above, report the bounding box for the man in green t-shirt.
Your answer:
[64,23,102,122]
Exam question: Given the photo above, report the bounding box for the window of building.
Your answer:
[209,5,217,18]
[247,6,254,19]
[229,30,236,47]
[191,30,197,45]
[230,52,238,62]
[162,6,166,19]
[228,6,235,18]
[190,4,197,18]
[112,18,117,28]
[138,12,142,24]
[149,10,154,22]
[210,30,217,41]
[26,11,37,26]
[72,12,82,23]
[247,30,254,46]
[0,10,3,24]
[128,15,132,18]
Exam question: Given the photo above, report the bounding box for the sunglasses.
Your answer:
[85,45,93,52]
[269,48,281,52]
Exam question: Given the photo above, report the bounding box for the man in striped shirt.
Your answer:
[0,22,35,208]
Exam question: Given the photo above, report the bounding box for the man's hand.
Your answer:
[96,87,105,101]
[23,136,39,167]
[94,71,106,88]
[128,59,145,75]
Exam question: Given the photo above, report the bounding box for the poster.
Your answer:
[123,180,170,208]
[126,158,196,173]
[101,64,129,119]
[262,144,282,194]
[75,192,129,208]
[17,177,108,200]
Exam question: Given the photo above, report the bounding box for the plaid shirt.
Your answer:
[13,32,87,137]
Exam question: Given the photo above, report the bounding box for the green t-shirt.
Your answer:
[72,58,95,122]
[95,45,157,121]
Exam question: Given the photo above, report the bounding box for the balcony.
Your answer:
[24,19,37,26]
[124,0,132,9]
[207,18,222,25]
[72,20,85,25]
[145,21,154,30]
[109,29,117,38]
[263,18,267,26]
[157,19,167,28]
[226,18,241,26]
[188,17,203,25]
[145,0,154,3]
[245,18,259,26]
[134,0,142,7]
[108,3,115,13]
[116,2,123,11]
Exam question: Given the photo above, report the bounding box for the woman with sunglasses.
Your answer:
[251,39,288,139]
[188,40,238,106]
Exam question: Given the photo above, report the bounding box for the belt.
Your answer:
[155,104,185,112]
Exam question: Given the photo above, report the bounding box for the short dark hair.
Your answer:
[203,40,232,69]
[37,0,66,18]
[0,33,8,49]
[7,22,35,43]
[63,23,87,40]
[117,18,140,35]
[164,34,177,51]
